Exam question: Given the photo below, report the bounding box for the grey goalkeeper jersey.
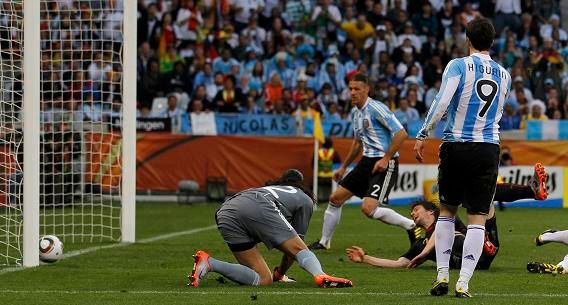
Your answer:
[233,186,314,238]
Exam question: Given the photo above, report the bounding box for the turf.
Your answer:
[1,202,567,305]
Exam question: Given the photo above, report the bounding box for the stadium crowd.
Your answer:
[1,0,566,131]
[134,0,567,131]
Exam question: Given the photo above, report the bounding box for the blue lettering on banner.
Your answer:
[304,119,354,138]
[215,114,297,136]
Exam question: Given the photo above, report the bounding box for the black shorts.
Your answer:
[339,156,398,204]
[438,142,500,215]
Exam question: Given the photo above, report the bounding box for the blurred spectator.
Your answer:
[499,103,521,130]
[510,76,534,104]
[140,59,163,108]
[241,95,263,114]
[264,73,284,107]
[213,49,239,75]
[215,75,243,113]
[175,0,203,43]
[190,99,205,114]
[339,14,374,50]
[494,0,521,34]
[231,0,264,31]
[394,98,419,130]
[521,100,549,128]
[326,103,341,120]
[162,94,184,118]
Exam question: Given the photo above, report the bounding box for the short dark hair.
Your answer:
[466,17,495,51]
[349,73,369,84]
[411,200,440,218]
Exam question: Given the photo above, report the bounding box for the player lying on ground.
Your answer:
[527,229,568,274]
[310,73,417,251]
[346,200,500,270]
[346,163,548,270]
[188,169,353,288]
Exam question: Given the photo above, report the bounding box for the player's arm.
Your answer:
[346,246,410,268]
[334,139,362,182]
[372,105,407,172]
[414,59,462,162]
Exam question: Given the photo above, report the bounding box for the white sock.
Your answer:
[557,254,568,270]
[369,207,415,230]
[457,224,485,291]
[541,230,568,245]
[435,216,455,281]
[320,203,342,246]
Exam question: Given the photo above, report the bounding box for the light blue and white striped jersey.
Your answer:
[417,53,511,144]
[351,97,405,158]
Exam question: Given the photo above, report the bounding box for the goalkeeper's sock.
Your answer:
[295,249,325,276]
[209,257,260,286]
[369,207,415,230]
[320,203,342,247]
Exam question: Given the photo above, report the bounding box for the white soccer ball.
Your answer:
[39,235,64,263]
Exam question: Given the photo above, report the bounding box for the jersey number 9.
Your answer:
[475,79,498,118]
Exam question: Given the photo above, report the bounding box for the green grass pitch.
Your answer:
[1,202,567,305]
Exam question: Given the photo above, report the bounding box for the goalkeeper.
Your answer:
[188,169,352,288]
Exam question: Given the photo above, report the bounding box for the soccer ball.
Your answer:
[39,235,64,263]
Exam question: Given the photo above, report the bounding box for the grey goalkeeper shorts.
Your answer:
[215,192,297,251]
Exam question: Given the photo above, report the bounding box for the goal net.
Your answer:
[0,0,135,266]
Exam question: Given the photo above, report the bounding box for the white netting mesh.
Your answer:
[0,0,24,266]
[38,0,123,243]
[0,0,125,266]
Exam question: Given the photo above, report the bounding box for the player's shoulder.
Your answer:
[367,98,391,115]
[443,57,465,77]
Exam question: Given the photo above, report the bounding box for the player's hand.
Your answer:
[407,252,427,269]
[272,267,297,282]
[373,157,390,173]
[346,246,365,263]
[413,140,425,163]
[333,166,346,182]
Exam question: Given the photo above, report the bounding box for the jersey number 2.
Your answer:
[475,79,498,117]
[262,186,298,198]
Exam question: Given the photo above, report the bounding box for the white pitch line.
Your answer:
[0,224,217,275]
[0,290,567,298]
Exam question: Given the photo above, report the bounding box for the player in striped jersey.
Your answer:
[413,18,510,298]
[309,73,416,251]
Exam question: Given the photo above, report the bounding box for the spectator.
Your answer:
[509,76,534,104]
[191,85,213,111]
[190,99,205,114]
[311,0,342,44]
[242,15,267,51]
[539,14,567,47]
[175,0,203,43]
[326,103,341,120]
[213,49,239,75]
[494,0,521,34]
[339,14,374,50]
[394,97,420,130]
[411,2,438,37]
[163,61,192,94]
[521,100,549,128]
[424,79,440,110]
[160,45,184,73]
[241,95,263,114]
[317,83,339,106]
[162,94,184,118]
[215,75,243,113]
[264,73,284,107]
[140,59,163,108]
[499,103,521,130]
[231,0,264,31]
[367,2,386,27]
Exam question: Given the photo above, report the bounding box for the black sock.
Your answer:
[494,183,534,202]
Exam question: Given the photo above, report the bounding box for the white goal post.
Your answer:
[0,0,136,267]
